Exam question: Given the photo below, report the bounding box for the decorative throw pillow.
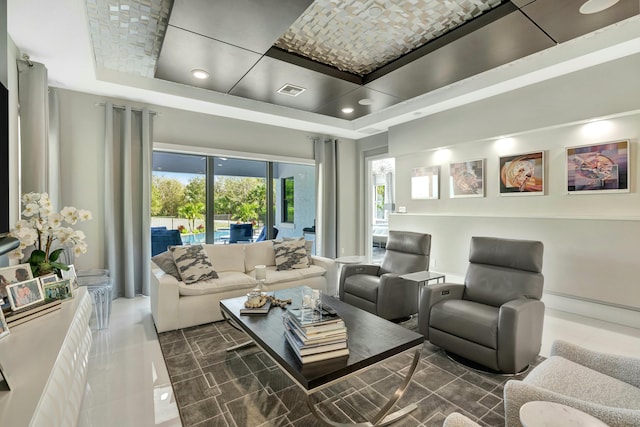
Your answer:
[273,239,310,271]
[151,251,181,280]
[170,244,219,284]
[284,237,313,265]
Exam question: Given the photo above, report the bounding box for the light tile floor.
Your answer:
[77,296,640,427]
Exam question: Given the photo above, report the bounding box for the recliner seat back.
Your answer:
[464,237,543,307]
[380,231,431,275]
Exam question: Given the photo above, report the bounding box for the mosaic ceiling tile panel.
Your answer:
[275,0,502,76]
[86,0,173,78]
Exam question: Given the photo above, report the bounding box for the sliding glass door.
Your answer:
[151,151,315,247]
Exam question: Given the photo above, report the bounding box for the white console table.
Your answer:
[0,287,92,426]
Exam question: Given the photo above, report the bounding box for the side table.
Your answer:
[520,401,610,427]
[77,269,113,330]
[400,270,446,285]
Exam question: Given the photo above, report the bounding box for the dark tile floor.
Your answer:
[158,317,540,427]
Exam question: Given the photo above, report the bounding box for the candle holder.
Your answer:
[254,265,267,295]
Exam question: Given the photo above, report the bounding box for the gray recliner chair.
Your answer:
[418,236,544,374]
[339,231,431,320]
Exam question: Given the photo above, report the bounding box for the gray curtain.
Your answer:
[314,139,338,258]
[104,103,153,298]
[17,60,61,207]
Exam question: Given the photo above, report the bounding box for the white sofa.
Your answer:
[150,240,335,332]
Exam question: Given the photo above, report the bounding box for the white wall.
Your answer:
[384,53,640,319]
[53,88,358,269]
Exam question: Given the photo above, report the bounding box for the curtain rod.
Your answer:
[95,102,158,116]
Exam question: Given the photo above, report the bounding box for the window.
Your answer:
[282,177,294,223]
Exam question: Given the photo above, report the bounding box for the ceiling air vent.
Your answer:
[277,84,306,97]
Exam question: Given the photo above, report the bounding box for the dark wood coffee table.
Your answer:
[220,286,424,426]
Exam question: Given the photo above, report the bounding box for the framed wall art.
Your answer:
[499,151,545,196]
[411,166,440,199]
[449,159,485,198]
[566,140,629,194]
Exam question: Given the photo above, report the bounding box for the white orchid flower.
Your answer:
[8,250,23,260]
[22,203,39,217]
[22,192,40,204]
[78,210,93,221]
[12,193,92,262]
[48,213,63,229]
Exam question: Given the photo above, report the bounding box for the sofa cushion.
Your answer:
[245,241,276,271]
[273,239,309,271]
[524,355,640,409]
[203,243,246,272]
[430,299,499,349]
[248,264,326,285]
[178,271,257,296]
[171,244,219,284]
[151,251,181,280]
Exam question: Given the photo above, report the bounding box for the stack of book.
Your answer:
[283,306,349,364]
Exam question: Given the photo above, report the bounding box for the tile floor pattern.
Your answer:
[157,318,542,427]
[77,296,640,427]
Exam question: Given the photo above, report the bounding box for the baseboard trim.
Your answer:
[542,292,640,329]
[440,273,640,329]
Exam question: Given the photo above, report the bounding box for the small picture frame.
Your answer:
[0,309,9,341]
[0,263,34,309]
[39,274,60,286]
[43,279,73,302]
[499,151,545,196]
[61,264,79,290]
[6,278,45,311]
[411,166,440,199]
[566,140,629,194]
[449,159,485,198]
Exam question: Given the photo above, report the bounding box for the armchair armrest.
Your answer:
[149,261,181,333]
[497,298,545,373]
[418,283,464,338]
[551,340,640,388]
[504,379,640,427]
[338,264,381,300]
[376,273,420,320]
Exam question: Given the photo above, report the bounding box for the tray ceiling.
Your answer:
[85,0,639,120]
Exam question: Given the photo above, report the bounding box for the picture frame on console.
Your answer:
[0,264,34,310]
[0,309,9,341]
[61,264,79,290]
[411,166,440,199]
[499,151,545,196]
[43,279,73,302]
[449,159,485,198]
[566,140,629,194]
[6,278,45,311]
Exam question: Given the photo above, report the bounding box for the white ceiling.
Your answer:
[7,0,640,140]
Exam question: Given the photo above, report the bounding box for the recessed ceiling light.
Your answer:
[160,392,169,401]
[191,69,209,79]
[358,98,373,106]
[579,0,619,14]
[341,107,354,114]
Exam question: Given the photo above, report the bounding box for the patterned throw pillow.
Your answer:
[151,251,181,280]
[170,244,219,284]
[273,239,310,271]
[283,237,313,265]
